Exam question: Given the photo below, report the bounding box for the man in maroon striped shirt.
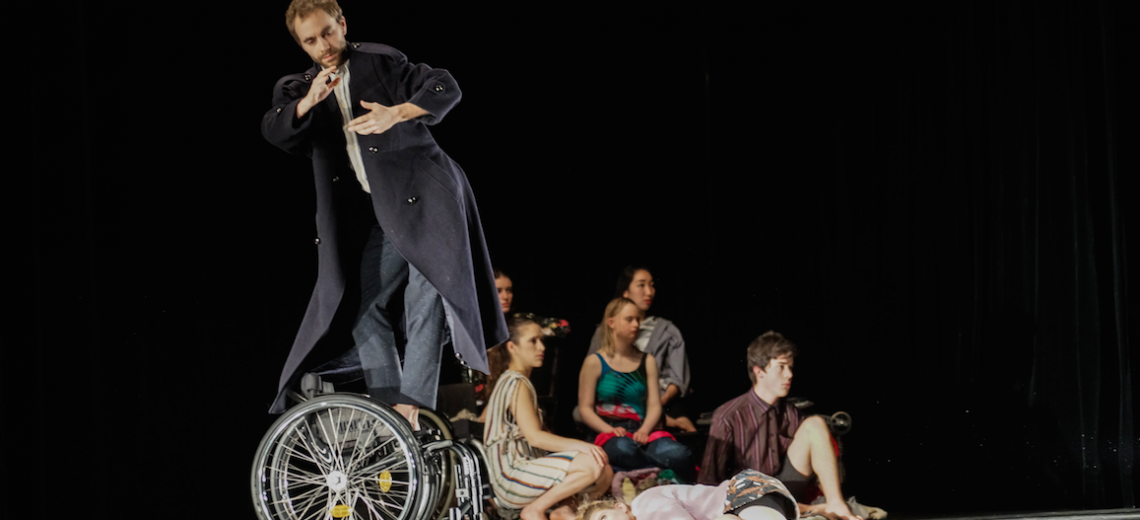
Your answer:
[699,331,862,520]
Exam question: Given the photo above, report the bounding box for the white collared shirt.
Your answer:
[330,59,372,193]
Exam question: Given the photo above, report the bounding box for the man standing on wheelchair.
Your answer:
[260,0,507,427]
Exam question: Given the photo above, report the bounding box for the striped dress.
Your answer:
[484,370,578,508]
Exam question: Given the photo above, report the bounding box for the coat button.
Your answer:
[352,42,360,48]
[332,176,340,182]
[303,74,312,81]
[368,146,378,154]
[455,352,463,360]
[407,196,418,205]
[314,238,321,245]
[276,107,282,113]
[434,84,444,92]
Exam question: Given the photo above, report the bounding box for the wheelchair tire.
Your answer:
[251,395,426,520]
[416,408,457,520]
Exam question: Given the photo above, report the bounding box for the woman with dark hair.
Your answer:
[578,297,695,481]
[495,268,514,313]
[485,315,613,520]
[588,266,695,432]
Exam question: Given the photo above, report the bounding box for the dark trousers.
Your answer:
[353,224,448,408]
[599,418,695,482]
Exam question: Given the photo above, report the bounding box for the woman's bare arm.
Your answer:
[578,355,619,434]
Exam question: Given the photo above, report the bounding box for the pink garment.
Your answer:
[593,430,677,448]
[629,481,731,520]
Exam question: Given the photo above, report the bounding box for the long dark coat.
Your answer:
[261,42,507,413]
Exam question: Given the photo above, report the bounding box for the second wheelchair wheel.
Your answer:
[417,408,457,520]
[251,395,426,520]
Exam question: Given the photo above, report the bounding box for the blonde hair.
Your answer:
[599,297,638,356]
[575,499,622,520]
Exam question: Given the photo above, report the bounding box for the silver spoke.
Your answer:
[298,421,331,479]
[354,454,408,477]
[271,484,323,505]
[254,398,423,520]
[358,491,403,520]
[344,409,380,472]
[295,484,327,520]
[347,435,399,472]
[348,472,411,491]
[282,474,328,488]
[330,408,347,473]
[315,412,342,474]
[279,440,319,465]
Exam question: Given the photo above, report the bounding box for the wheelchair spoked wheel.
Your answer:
[465,439,507,519]
[251,395,426,520]
[416,408,457,520]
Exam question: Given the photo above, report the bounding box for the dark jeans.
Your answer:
[602,428,695,482]
[352,224,448,409]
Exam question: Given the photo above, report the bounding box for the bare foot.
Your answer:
[549,504,576,520]
[664,414,698,433]
[393,404,420,431]
[823,501,863,520]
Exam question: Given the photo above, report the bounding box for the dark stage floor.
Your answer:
[893,509,1139,520]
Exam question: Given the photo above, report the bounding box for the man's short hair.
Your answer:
[746,331,797,383]
[285,0,344,43]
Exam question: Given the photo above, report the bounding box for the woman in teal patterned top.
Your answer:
[577,297,695,481]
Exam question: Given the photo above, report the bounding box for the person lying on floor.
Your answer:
[700,331,863,520]
[485,315,614,520]
[575,469,796,520]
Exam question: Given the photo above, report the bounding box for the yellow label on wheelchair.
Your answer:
[330,504,351,518]
[377,470,393,492]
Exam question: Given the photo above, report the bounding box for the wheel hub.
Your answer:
[326,470,348,492]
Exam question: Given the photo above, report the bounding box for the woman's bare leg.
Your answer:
[520,453,606,520]
[785,416,861,520]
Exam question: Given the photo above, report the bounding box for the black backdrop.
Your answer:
[6,0,1135,517]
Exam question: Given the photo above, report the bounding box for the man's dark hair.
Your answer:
[746,331,797,383]
[285,0,344,43]
[613,265,651,298]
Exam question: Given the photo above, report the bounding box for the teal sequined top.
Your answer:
[593,352,648,422]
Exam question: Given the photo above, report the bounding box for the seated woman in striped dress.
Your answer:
[485,315,615,520]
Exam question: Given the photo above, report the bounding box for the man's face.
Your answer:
[756,353,795,400]
[293,10,348,68]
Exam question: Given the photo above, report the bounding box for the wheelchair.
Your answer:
[250,375,489,520]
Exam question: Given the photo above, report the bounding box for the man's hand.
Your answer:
[296,67,340,119]
[346,101,428,135]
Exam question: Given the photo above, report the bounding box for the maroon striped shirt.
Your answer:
[698,389,805,485]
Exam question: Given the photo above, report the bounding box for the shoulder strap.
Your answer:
[595,352,612,377]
